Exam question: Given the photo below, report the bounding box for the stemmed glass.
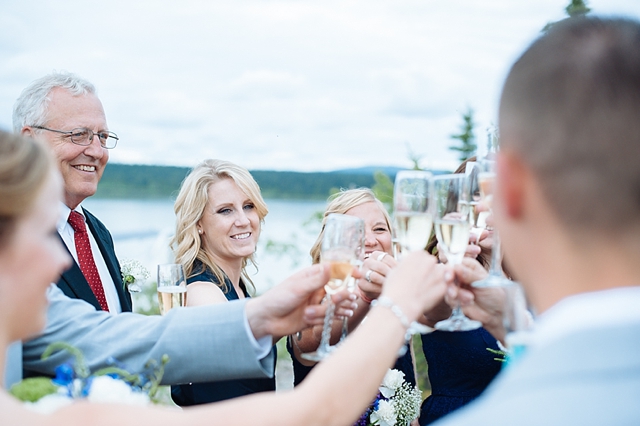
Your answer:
[392,170,434,258]
[157,264,187,315]
[339,220,365,344]
[432,174,482,331]
[461,162,489,244]
[302,213,364,361]
[471,159,512,288]
[502,281,535,365]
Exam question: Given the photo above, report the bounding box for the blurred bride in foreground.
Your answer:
[0,130,451,426]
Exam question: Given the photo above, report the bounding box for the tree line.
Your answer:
[95,163,399,200]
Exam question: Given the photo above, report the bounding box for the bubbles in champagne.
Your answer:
[435,219,470,264]
[157,286,187,315]
[394,213,433,252]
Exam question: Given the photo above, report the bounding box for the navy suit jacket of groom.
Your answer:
[56,207,132,313]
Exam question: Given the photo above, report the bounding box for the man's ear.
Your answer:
[20,126,34,138]
[496,150,527,219]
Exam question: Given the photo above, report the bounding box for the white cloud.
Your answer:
[1,0,639,171]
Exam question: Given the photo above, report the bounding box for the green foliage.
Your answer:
[406,142,423,171]
[251,170,376,200]
[412,334,431,399]
[131,279,161,316]
[486,347,508,363]
[565,0,591,17]
[9,377,58,402]
[449,108,477,163]
[372,170,395,212]
[95,164,378,200]
[543,0,591,32]
[96,163,189,199]
[42,342,90,378]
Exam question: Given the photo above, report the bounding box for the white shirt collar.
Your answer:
[530,286,640,349]
[57,202,84,233]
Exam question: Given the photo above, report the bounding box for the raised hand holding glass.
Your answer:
[432,174,482,332]
[301,214,364,361]
[392,170,433,258]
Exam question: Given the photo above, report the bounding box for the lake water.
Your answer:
[82,198,327,295]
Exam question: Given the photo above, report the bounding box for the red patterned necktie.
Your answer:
[67,210,109,311]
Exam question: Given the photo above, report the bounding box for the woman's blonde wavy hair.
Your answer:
[309,188,391,264]
[0,131,53,250]
[171,159,268,293]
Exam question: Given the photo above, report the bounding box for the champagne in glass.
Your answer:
[478,171,495,211]
[324,254,354,295]
[301,214,364,361]
[157,264,187,315]
[392,170,433,257]
[432,174,482,332]
[394,213,434,252]
[434,217,470,264]
[460,162,487,243]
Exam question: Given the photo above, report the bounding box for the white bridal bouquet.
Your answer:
[354,369,422,426]
[10,343,169,413]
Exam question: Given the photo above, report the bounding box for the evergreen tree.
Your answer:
[449,108,477,163]
[543,0,591,32]
[565,0,591,17]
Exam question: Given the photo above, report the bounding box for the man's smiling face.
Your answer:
[33,87,109,209]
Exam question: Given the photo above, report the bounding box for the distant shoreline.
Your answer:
[96,163,449,200]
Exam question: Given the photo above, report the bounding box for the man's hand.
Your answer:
[446,258,508,343]
[244,264,354,340]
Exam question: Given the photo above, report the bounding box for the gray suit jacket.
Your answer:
[434,322,640,425]
[10,285,274,387]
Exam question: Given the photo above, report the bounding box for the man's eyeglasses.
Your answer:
[31,126,119,149]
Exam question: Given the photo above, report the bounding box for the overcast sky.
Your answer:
[2,0,639,172]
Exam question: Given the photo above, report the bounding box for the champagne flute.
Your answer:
[302,214,364,361]
[157,264,187,315]
[339,220,365,344]
[502,282,535,365]
[392,170,434,258]
[460,161,488,244]
[432,174,482,332]
[472,160,512,288]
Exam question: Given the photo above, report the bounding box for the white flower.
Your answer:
[370,399,397,426]
[24,394,73,414]
[87,376,150,406]
[380,369,405,398]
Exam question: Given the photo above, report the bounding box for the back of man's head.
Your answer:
[499,17,640,237]
[13,71,95,133]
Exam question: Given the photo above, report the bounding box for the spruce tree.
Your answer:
[449,108,476,163]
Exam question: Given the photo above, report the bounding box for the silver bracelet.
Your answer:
[371,296,433,355]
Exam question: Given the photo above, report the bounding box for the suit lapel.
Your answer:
[83,208,133,312]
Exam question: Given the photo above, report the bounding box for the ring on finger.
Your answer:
[376,252,387,262]
[365,269,373,283]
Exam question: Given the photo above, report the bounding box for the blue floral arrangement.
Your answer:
[354,369,422,426]
[9,342,169,413]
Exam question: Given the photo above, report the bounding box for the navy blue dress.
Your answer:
[171,263,276,406]
[419,328,501,425]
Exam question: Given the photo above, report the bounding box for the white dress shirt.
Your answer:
[530,286,640,350]
[57,203,122,314]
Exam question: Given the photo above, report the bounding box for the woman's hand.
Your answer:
[382,251,453,322]
[357,250,397,302]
